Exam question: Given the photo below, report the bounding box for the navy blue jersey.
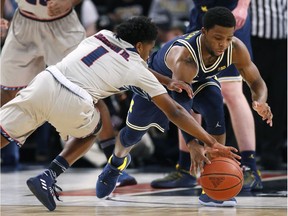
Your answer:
[148,31,233,83]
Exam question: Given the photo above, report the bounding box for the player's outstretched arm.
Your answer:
[152,93,240,166]
[149,68,193,98]
[233,38,273,127]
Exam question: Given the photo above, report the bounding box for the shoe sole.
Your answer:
[199,199,237,207]
[26,178,56,211]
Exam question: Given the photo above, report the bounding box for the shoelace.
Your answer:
[51,181,63,201]
[100,167,121,185]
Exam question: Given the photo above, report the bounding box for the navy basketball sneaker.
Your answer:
[26,171,62,211]
[96,154,131,198]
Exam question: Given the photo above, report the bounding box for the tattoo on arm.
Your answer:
[185,56,194,64]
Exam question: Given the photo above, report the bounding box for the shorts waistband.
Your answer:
[19,9,72,22]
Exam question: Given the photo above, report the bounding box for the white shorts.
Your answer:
[0,9,85,88]
[0,71,100,145]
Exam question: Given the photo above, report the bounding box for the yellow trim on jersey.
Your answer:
[227,43,233,66]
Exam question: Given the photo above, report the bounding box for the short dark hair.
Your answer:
[115,16,158,46]
[203,7,236,30]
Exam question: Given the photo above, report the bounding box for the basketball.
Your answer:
[200,157,243,201]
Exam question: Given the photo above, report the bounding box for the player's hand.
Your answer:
[47,0,73,17]
[0,18,9,39]
[187,140,210,176]
[166,80,193,99]
[232,7,248,30]
[207,142,241,165]
[252,101,273,127]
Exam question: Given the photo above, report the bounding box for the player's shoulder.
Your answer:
[231,36,246,52]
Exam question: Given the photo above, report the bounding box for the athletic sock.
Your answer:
[110,153,125,168]
[98,138,115,160]
[241,151,257,171]
[45,155,70,180]
[178,150,191,172]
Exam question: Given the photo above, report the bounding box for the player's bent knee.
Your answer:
[119,127,145,147]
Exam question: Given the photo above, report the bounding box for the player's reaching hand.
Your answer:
[187,140,241,176]
[252,101,273,127]
[206,143,241,165]
[166,80,193,99]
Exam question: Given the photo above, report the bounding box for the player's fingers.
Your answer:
[203,155,211,165]
[230,152,241,161]
[181,85,193,98]
[174,86,182,93]
[190,161,197,176]
[226,146,238,153]
[199,162,204,174]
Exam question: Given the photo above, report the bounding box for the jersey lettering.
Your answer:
[95,34,130,61]
[81,46,108,67]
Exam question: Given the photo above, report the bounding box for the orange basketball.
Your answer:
[200,157,243,201]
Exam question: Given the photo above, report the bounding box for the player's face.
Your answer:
[136,41,156,61]
[202,25,234,57]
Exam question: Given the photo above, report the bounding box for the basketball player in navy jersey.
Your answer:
[96,7,273,207]
[151,0,263,201]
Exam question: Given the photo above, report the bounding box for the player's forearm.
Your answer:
[167,103,217,147]
[149,68,170,86]
[250,79,268,104]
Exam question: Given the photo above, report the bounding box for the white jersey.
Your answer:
[55,30,167,103]
[0,30,167,144]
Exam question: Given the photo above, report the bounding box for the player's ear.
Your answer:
[201,27,207,36]
[135,42,143,53]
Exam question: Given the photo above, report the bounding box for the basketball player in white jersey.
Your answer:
[0,16,240,211]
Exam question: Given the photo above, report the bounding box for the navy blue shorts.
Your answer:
[120,78,225,147]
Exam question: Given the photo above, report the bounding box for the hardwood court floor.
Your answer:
[1,167,287,216]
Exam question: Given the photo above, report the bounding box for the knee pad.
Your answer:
[119,127,146,147]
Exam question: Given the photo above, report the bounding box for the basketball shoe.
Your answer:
[198,191,237,207]
[26,170,62,211]
[242,165,263,191]
[150,164,197,188]
[96,154,131,199]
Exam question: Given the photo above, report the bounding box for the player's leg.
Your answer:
[96,94,169,198]
[150,123,198,189]
[93,99,137,186]
[189,80,236,207]
[219,73,262,191]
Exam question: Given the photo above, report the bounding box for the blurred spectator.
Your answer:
[149,0,194,22]
[105,0,152,23]
[80,0,99,36]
